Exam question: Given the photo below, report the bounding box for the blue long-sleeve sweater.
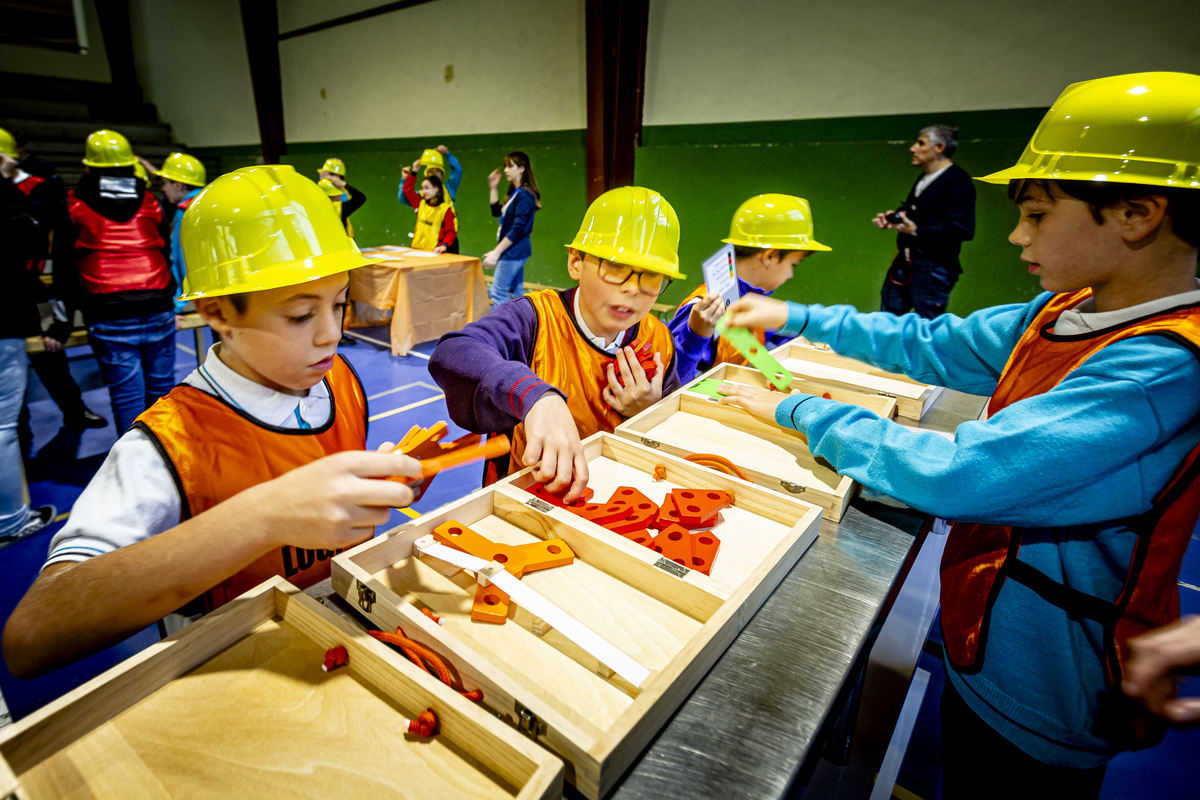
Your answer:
[490,186,537,261]
[169,187,203,313]
[769,296,1200,767]
[397,151,462,207]
[666,276,792,382]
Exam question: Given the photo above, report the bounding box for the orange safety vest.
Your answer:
[133,356,369,613]
[940,289,1200,745]
[508,289,676,474]
[69,190,170,294]
[679,284,766,368]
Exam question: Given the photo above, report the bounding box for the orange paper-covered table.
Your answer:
[347,247,488,356]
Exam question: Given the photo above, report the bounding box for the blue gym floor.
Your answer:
[1,328,1197,799]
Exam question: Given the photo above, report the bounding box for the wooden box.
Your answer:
[770,338,945,421]
[332,434,821,798]
[0,578,562,800]
[615,363,896,520]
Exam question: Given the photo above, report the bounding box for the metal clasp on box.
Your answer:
[640,437,660,449]
[876,391,896,399]
[515,700,547,738]
[356,581,376,613]
[654,556,690,578]
[780,480,807,494]
[526,498,553,513]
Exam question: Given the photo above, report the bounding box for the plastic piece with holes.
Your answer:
[528,482,594,509]
[605,488,660,534]
[651,524,693,567]
[689,531,721,576]
[669,488,732,526]
[715,317,795,390]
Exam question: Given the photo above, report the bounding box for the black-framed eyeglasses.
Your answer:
[595,260,672,297]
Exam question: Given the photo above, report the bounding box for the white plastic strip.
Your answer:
[415,540,651,687]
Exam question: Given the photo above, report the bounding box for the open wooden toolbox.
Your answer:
[0,577,563,800]
[770,337,944,421]
[615,362,897,520]
[331,433,822,798]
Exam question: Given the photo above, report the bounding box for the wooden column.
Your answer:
[239,0,287,164]
[585,0,650,203]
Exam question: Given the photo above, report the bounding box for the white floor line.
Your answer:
[367,381,441,401]
[368,393,445,422]
[343,330,432,360]
[405,349,431,360]
[1180,580,1200,593]
[175,342,196,356]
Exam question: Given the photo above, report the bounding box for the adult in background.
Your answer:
[484,151,541,306]
[873,125,975,318]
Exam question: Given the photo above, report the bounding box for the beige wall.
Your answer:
[277,0,586,142]
[0,0,111,83]
[643,0,1200,125]
[128,0,260,147]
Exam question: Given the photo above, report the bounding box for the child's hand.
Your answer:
[401,166,412,180]
[687,294,726,338]
[328,174,346,189]
[488,168,502,189]
[251,448,422,552]
[724,293,790,331]
[523,393,589,500]
[1123,615,1200,722]
[436,144,448,154]
[604,348,664,418]
[412,159,422,172]
[717,382,792,424]
[433,245,447,254]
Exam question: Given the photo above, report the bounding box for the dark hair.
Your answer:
[227,293,249,314]
[1008,179,1200,249]
[921,124,959,158]
[504,151,543,209]
[422,174,445,206]
[733,246,801,260]
[88,165,135,177]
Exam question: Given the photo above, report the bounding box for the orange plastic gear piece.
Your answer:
[405,709,439,737]
[689,531,721,575]
[321,645,348,672]
[650,524,693,566]
[433,521,575,624]
[669,489,732,527]
[605,488,660,534]
[528,482,594,509]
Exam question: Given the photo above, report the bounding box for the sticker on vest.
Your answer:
[98,176,138,200]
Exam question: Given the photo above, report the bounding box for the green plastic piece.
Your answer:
[715,315,794,391]
[688,378,727,399]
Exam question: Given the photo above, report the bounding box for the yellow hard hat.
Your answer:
[177,165,383,301]
[317,177,344,197]
[82,129,136,168]
[320,158,346,177]
[133,160,148,182]
[419,149,447,174]
[159,152,206,187]
[0,128,16,158]
[723,194,831,252]
[567,186,685,279]
[979,72,1200,189]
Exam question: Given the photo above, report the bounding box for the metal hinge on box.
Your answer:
[876,391,897,399]
[780,480,807,494]
[515,700,547,738]
[356,581,376,613]
[526,497,554,513]
[654,556,690,578]
[640,437,660,449]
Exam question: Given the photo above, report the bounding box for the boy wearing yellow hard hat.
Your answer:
[158,152,208,315]
[431,186,683,496]
[318,158,366,236]
[668,194,830,381]
[3,166,421,678]
[717,72,1200,797]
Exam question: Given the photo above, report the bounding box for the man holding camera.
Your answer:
[873,125,976,318]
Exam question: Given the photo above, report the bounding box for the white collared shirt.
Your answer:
[1053,279,1200,336]
[45,345,335,568]
[914,163,952,197]
[573,288,622,354]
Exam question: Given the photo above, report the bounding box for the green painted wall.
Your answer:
[194,106,1056,318]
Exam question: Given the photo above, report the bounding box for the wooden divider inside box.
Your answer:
[332,434,821,799]
[770,339,944,421]
[616,364,882,520]
[0,578,562,800]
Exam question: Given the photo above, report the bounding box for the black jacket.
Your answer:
[1,180,48,340]
[341,183,366,222]
[894,162,976,264]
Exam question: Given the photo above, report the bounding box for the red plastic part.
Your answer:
[669,489,731,526]
[407,709,440,737]
[650,524,693,567]
[619,529,654,547]
[322,645,348,672]
[604,488,660,534]
[688,531,722,576]
[528,482,593,509]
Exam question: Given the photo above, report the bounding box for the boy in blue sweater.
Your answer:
[719,72,1200,799]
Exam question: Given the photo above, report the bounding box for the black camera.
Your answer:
[885,210,904,224]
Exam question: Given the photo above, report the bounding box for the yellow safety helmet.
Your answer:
[159,152,206,187]
[723,194,831,252]
[82,129,136,168]
[317,177,344,197]
[133,159,149,182]
[979,72,1200,189]
[177,165,383,301]
[320,157,346,177]
[567,186,685,279]
[419,148,448,175]
[0,127,16,158]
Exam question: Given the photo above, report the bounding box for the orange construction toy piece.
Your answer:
[527,482,594,509]
[605,488,659,534]
[433,521,575,624]
[651,524,693,566]
[600,338,658,388]
[391,424,510,501]
[669,489,732,526]
[652,465,667,482]
[690,531,721,574]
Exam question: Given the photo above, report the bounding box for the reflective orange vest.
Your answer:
[69,190,170,294]
[941,289,1200,743]
[679,283,766,369]
[133,356,369,613]
[508,289,676,473]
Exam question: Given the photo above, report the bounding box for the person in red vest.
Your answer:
[52,129,177,433]
[3,165,420,678]
[716,73,1200,798]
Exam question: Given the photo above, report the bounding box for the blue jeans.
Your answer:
[880,253,961,319]
[0,339,31,537]
[489,257,529,306]
[89,311,177,433]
